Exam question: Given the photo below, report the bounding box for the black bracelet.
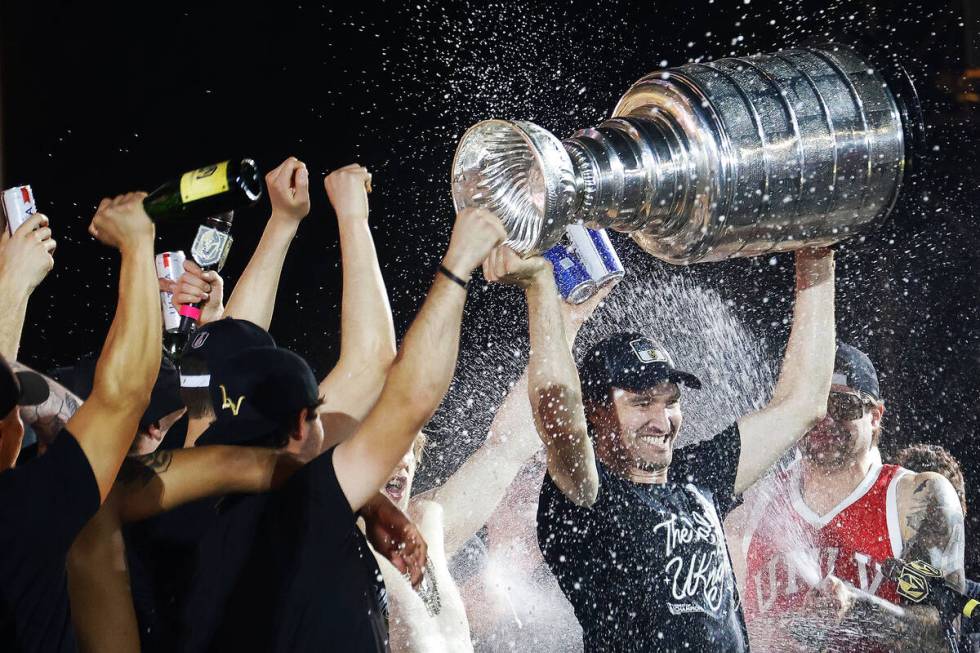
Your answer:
[438,264,469,290]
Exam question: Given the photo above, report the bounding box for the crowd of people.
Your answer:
[0,156,974,652]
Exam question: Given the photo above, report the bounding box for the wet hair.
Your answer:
[179,355,214,420]
[891,443,967,515]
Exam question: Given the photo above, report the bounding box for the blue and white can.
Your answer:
[544,224,625,304]
[543,241,596,304]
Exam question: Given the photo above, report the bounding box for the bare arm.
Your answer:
[418,373,539,555]
[483,247,597,507]
[420,282,614,554]
[735,249,835,494]
[11,362,82,446]
[819,473,964,652]
[67,497,140,653]
[67,194,160,502]
[0,213,56,359]
[854,471,966,651]
[113,446,302,523]
[0,278,29,360]
[333,208,506,513]
[222,157,310,329]
[318,165,397,444]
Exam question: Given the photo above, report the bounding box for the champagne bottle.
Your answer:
[143,158,262,221]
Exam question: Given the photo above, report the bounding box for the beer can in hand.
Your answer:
[547,224,626,304]
[2,185,37,235]
[543,240,597,304]
[155,251,187,332]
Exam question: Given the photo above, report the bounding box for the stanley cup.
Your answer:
[451,43,923,264]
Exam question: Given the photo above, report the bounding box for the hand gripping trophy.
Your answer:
[451,43,923,263]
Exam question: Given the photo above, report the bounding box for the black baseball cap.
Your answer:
[0,356,49,417]
[579,333,702,403]
[833,342,880,401]
[195,346,320,447]
[179,318,276,389]
[53,355,183,431]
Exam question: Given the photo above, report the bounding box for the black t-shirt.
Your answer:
[183,446,389,652]
[0,430,101,653]
[537,424,748,653]
[125,498,219,653]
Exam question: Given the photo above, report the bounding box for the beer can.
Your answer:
[155,251,187,332]
[2,185,36,235]
[543,241,597,305]
[565,224,625,286]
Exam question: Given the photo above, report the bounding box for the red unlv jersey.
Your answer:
[742,463,912,648]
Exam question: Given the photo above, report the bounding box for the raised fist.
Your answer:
[0,214,57,292]
[324,163,372,223]
[482,245,550,289]
[442,208,508,278]
[167,259,225,324]
[88,192,154,251]
[266,156,311,224]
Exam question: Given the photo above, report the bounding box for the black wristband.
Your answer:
[438,264,469,290]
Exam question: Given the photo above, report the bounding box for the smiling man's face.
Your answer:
[595,382,683,475]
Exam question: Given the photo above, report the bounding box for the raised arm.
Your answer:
[66,193,160,502]
[113,446,302,522]
[222,156,310,329]
[486,246,597,507]
[0,214,57,359]
[333,208,506,513]
[11,362,81,446]
[318,165,397,444]
[421,271,614,554]
[734,248,835,494]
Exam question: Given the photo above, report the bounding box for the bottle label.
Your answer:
[180,161,230,203]
[190,225,233,270]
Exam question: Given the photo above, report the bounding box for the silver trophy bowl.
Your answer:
[452,43,921,263]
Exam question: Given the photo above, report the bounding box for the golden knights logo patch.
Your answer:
[630,339,670,365]
[895,560,942,604]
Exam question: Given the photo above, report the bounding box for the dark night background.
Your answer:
[1,0,978,575]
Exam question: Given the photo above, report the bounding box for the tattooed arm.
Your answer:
[827,471,965,652]
[11,362,82,445]
[113,446,302,522]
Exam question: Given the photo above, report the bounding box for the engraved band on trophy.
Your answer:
[451,43,923,264]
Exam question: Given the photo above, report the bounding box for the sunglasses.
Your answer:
[827,391,874,421]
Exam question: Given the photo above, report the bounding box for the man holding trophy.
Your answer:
[449,42,925,651]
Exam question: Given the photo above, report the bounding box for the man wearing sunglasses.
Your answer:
[735,344,966,652]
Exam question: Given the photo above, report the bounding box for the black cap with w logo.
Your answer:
[195,346,319,447]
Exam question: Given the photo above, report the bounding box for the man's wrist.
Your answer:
[523,267,556,292]
[334,209,369,224]
[0,268,32,300]
[120,233,156,258]
[358,492,386,519]
[439,253,474,280]
[269,210,306,229]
